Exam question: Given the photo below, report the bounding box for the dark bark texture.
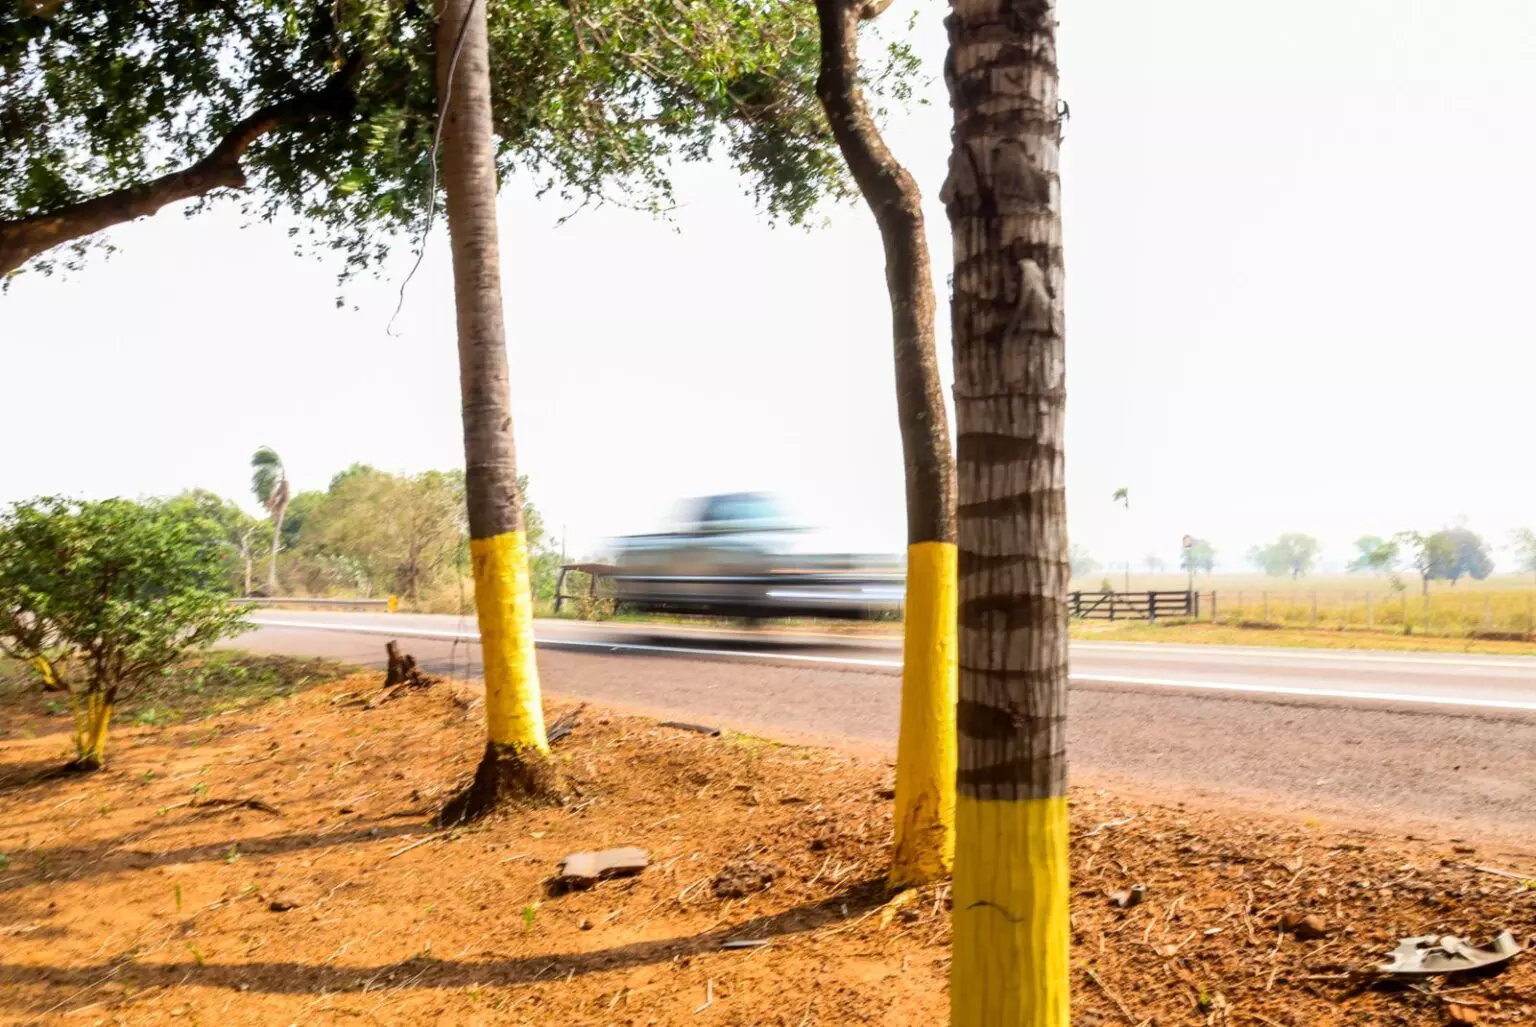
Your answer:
[942,0,1070,802]
[815,0,955,547]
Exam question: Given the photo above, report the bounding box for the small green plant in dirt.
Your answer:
[521,903,539,929]
[0,497,250,771]
[225,844,240,864]
[0,853,10,871]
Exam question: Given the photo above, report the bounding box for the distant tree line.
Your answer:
[160,456,563,607]
[1069,522,1536,588]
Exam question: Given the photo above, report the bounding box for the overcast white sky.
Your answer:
[3,0,1534,572]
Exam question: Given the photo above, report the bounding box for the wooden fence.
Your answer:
[1070,590,1203,621]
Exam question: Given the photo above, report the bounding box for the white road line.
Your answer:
[250,617,1536,713]
[1072,641,1536,670]
[1072,674,1536,713]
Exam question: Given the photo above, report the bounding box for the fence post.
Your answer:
[1211,590,1218,621]
[1366,591,1373,630]
[1148,590,1157,623]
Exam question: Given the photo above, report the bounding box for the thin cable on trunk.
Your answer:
[386,0,481,336]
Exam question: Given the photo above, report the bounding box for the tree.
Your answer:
[250,447,291,595]
[518,475,563,602]
[3,0,848,281]
[1396,530,1453,595]
[1144,554,1166,575]
[814,0,955,889]
[1247,533,1319,579]
[1180,538,1216,576]
[161,489,269,596]
[1068,544,1098,579]
[1347,535,1399,576]
[1111,487,1130,591]
[303,468,465,600]
[432,0,556,823]
[1512,528,1536,583]
[1397,528,1492,591]
[943,0,1069,1021]
[0,497,248,769]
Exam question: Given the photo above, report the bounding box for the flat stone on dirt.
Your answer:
[556,846,649,890]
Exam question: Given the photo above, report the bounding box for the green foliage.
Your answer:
[250,447,289,513]
[2,0,856,280]
[297,466,465,600]
[159,489,270,594]
[1510,528,1536,579]
[1347,535,1400,575]
[517,475,562,601]
[1111,487,1129,510]
[0,497,250,763]
[1179,539,1216,575]
[1247,534,1319,579]
[1395,527,1492,586]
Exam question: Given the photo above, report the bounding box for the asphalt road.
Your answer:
[235,610,1536,842]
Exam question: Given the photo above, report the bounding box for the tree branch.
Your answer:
[0,53,363,278]
[813,0,911,218]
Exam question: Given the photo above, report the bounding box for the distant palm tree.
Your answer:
[250,447,290,595]
[1112,487,1130,591]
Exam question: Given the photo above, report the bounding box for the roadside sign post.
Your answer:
[1182,535,1195,613]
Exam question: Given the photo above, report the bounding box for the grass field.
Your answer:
[1073,572,1536,639]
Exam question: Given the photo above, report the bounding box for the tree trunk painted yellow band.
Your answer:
[951,794,1070,1027]
[890,540,957,888]
[32,656,59,688]
[470,531,549,752]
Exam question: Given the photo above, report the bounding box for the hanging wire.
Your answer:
[386,0,482,336]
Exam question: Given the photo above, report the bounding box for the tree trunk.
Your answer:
[70,689,113,771]
[942,1,1070,1024]
[814,0,957,890]
[433,0,558,825]
[266,501,286,595]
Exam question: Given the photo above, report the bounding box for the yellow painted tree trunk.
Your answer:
[814,0,958,890]
[71,690,113,770]
[434,0,558,825]
[942,0,1071,1023]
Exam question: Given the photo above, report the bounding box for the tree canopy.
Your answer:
[1179,538,1215,575]
[1396,527,1493,590]
[1,0,852,279]
[1346,535,1399,575]
[1247,533,1318,579]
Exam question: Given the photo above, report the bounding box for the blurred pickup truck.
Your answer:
[606,492,904,619]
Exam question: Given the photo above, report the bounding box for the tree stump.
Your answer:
[384,640,432,688]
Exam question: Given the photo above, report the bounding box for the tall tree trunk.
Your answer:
[433,0,558,825]
[266,502,286,595]
[943,1,1070,1023]
[814,0,957,890]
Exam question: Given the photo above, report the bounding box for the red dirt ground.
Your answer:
[1,662,1533,1025]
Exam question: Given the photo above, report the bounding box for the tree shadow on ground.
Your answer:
[0,819,425,897]
[0,877,890,1009]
